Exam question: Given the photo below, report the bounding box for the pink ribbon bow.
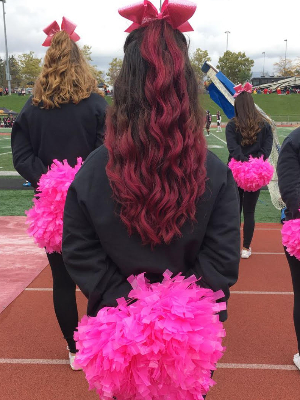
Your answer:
[42,17,80,47]
[233,82,253,98]
[119,0,196,33]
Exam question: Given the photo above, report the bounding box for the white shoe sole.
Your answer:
[293,353,300,370]
[241,254,251,259]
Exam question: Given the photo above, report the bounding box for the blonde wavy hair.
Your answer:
[33,31,102,109]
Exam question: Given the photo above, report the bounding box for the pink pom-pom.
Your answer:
[26,158,83,253]
[75,271,226,400]
[282,217,300,260]
[228,155,274,192]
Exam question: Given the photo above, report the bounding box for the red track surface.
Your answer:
[1,222,300,399]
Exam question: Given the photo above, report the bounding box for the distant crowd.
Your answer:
[0,87,9,96]
[253,87,300,95]
[0,87,33,96]
[0,116,16,128]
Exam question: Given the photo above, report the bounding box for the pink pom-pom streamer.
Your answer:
[228,155,274,192]
[26,158,83,253]
[282,217,300,260]
[75,271,226,400]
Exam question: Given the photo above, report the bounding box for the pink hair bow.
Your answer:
[119,0,197,33]
[233,82,253,98]
[42,17,80,46]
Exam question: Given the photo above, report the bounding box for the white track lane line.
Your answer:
[231,291,293,295]
[0,359,296,370]
[0,358,69,365]
[218,363,297,370]
[252,252,284,255]
[25,288,81,291]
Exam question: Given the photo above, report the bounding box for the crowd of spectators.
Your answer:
[0,116,16,128]
[253,87,300,95]
[0,87,9,96]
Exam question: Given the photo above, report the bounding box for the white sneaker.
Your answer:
[241,248,251,259]
[69,352,82,371]
[293,353,300,370]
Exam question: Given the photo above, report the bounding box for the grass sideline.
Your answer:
[0,180,282,223]
[1,126,294,221]
[1,93,300,121]
[0,93,113,113]
[0,93,297,221]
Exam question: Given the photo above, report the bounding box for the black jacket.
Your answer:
[225,120,273,162]
[277,127,300,221]
[11,93,107,188]
[62,146,240,321]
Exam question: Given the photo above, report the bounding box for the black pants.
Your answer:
[284,248,300,354]
[239,188,260,249]
[47,252,78,353]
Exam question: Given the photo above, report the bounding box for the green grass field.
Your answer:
[0,92,299,220]
[0,126,295,220]
[1,93,300,120]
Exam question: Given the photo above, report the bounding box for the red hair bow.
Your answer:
[42,17,80,47]
[233,82,253,98]
[119,0,196,33]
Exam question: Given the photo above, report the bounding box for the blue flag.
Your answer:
[202,63,236,119]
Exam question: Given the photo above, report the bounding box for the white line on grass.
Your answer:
[210,133,227,145]
[0,171,20,176]
[0,152,11,156]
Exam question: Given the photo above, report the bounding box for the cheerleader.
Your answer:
[62,2,240,397]
[225,85,273,258]
[11,17,107,369]
[277,127,300,370]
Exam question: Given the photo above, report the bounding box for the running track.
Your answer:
[1,221,300,399]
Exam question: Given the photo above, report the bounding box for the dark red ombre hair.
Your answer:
[105,20,207,246]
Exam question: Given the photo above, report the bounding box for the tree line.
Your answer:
[0,45,107,89]
[1,46,299,90]
[107,50,300,87]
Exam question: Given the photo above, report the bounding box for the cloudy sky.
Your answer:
[0,0,299,77]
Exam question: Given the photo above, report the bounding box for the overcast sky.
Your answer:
[0,0,299,77]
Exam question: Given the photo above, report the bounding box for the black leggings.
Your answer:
[47,252,78,353]
[284,249,300,354]
[239,188,260,249]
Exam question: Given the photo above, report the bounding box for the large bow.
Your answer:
[119,0,196,33]
[233,82,253,98]
[42,17,80,47]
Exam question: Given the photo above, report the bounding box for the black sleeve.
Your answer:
[95,96,108,148]
[225,121,248,161]
[260,123,273,160]
[62,180,132,317]
[11,100,47,188]
[277,136,300,219]
[186,169,240,321]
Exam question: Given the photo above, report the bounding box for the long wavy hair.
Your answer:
[233,91,265,146]
[33,31,100,109]
[105,20,207,246]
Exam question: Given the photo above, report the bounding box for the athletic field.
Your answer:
[0,126,296,220]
